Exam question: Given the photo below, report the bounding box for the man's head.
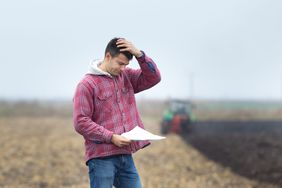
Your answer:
[102,38,133,76]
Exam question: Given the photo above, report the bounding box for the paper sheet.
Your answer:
[121,126,166,141]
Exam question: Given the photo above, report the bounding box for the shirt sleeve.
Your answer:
[73,82,113,143]
[125,51,161,93]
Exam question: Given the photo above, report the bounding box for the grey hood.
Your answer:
[87,59,112,78]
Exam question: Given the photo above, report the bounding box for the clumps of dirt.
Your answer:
[1,116,282,188]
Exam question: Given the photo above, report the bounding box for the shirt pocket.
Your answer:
[97,91,112,100]
[96,91,113,113]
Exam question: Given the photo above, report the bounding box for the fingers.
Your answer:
[117,141,131,147]
[116,44,130,51]
[119,137,131,147]
[119,48,130,52]
[116,38,128,44]
[116,43,127,48]
[116,39,131,49]
[120,136,131,144]
[111,134,131,147]
[115,38,140,57]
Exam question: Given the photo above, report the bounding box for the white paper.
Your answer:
[121,126,166,141]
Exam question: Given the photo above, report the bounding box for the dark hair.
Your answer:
[105,37,133,60]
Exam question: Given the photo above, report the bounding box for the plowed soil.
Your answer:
[0,115,282,188]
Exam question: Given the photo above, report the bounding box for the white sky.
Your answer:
[0,0,282,100]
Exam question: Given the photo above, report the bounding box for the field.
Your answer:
[0,100,282,188]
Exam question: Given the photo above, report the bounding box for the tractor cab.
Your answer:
[161,99,194,134]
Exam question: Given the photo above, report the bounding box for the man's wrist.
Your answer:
[110,134,115,142]
[106,131,114,143]
[134,50,143,58]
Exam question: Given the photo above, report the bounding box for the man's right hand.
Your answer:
[111,134,132,147]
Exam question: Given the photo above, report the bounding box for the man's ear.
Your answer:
[105,52,112,61]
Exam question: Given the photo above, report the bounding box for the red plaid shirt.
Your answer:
[73,52,161,163]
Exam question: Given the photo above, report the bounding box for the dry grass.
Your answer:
[0,117,88,188]
[0,101,282,188]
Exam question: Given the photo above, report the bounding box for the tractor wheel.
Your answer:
[161,121,170,135]
[180,119,190,134]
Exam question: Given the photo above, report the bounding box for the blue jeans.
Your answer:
[87,154,142,188]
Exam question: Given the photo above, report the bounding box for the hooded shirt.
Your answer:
[88,59,112,77]
[73,51,161,164]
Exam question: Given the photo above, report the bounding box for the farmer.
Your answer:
[73,37,161,188]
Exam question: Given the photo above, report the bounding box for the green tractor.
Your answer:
[161,99,195,135]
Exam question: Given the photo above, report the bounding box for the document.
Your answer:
[121,126,166,141]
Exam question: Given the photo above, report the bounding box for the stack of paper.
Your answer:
[121,126,166,141]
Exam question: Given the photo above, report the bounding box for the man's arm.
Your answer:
[126,52,161,93]
[73,82,114,143]
[116,38,161,93]
[73,81,131,147]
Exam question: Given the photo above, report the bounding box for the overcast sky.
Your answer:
[0,0,282,100]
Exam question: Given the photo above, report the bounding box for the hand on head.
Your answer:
[116,38,143,58]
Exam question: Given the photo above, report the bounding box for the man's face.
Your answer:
[106,53,130,76]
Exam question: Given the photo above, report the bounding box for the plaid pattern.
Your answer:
[73,52,161,163]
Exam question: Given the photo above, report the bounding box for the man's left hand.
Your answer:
[116,38,143,58]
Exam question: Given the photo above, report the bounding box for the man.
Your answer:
[73,38,161,188]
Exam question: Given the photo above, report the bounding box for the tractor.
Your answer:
[160,99,195,135]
